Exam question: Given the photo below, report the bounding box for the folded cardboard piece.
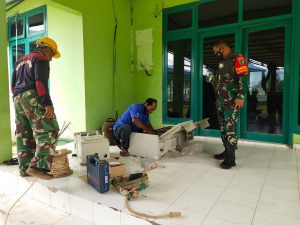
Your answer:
[159,118,210,140]
[109,161,126,179]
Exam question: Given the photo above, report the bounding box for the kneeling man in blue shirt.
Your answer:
[113,98,157,156]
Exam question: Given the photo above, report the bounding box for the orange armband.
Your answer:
[234,55,248,76]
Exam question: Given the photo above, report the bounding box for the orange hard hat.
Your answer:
[36,37,61,58]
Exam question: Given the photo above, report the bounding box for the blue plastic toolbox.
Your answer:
[87,154,110,193]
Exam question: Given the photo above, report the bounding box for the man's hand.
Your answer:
[233,98,244,109]
[44,106,55,118]
[145,129,156,135]
[132,118,156,134]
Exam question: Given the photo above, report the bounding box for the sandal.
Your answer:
[3,157,19,165]
[120,150,129,157]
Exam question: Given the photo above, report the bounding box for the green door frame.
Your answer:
[240,20,292,144]
[292,14,300,135]
[162,4,197,124]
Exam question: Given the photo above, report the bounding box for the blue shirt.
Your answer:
[113,103,150,132]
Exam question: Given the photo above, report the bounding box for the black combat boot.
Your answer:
[214,148,227,160]
[214,151,226,160]
[220,149,236,169]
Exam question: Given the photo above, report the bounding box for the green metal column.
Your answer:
[0,1,12,162]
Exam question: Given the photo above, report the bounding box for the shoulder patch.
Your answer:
[234,54,248,76]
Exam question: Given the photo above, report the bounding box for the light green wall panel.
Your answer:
[7,0,46,16]
[132,0,164,128]
[51,0,133,129]
[164,0,198,8]
[0,0,12,162]
[47,4,86,137]
[293,134,300,144]
[81,1,133,129]
[131,0,199,128]
[48,0,199,130]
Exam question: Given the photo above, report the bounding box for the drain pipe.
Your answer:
[15,12,18,61]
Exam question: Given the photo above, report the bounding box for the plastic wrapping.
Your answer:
[163,140,204,158]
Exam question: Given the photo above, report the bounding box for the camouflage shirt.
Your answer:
[216,53,248,108]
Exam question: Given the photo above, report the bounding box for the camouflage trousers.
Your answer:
[13,90,59,175]
[217,104,239,162]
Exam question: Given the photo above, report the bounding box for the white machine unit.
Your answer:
[74,130,110,164]
[128,119,209,159]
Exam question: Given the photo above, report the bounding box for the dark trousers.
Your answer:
[267,93,283,133]
[113,125,132,150]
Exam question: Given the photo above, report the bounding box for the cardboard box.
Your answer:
[109,161,125,179]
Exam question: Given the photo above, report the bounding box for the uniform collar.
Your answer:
[224,53,235,60]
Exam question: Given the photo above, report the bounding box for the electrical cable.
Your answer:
[58,121,71,137]
[130,0,134,77]
[4,177,38,225]
[15,12,18,62]
[112,0,118,117]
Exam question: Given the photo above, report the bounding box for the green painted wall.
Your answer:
[51,0,133,130]
[49,0,198,130]
[164,0,198,8]
[0,0,12,162]
[47,3,85,137]
[6,0,86,138]
[81,1,133,129]
[131,0,197,128]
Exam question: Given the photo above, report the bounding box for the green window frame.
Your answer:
[7,14,25,41]
[26,6,47,38]
[7,5,47,42]
[163,3,197,124]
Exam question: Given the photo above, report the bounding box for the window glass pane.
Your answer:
[10,19,24,38]
[167,39,191,118]
[198,0,238,28]
[243,0,292,21]
[202,34,235,129]
[28,13,45,34]
[247,27,285,134]
[12,44,26,66]
[168,10,192,31]
[29,40,37,53]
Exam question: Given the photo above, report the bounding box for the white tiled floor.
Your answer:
[0,138,300,225]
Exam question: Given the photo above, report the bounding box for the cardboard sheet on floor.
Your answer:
[78,160,125,184]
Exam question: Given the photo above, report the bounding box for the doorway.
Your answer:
[241,24,290,143]
[198,23,290,143]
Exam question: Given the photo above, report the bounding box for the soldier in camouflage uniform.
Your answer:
[212,40,248,169]
[11,37,61,179]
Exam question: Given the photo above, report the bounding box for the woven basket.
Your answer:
[48,150,73,178]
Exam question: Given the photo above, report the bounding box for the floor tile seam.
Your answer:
[159,166,212,216]
[199,159,245,225]
[7,205,55,223]
[254,206,300,221]
[49,211,72,225]
[4,180,42,219]
[250,148,276,225]
[52,214,74,225]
